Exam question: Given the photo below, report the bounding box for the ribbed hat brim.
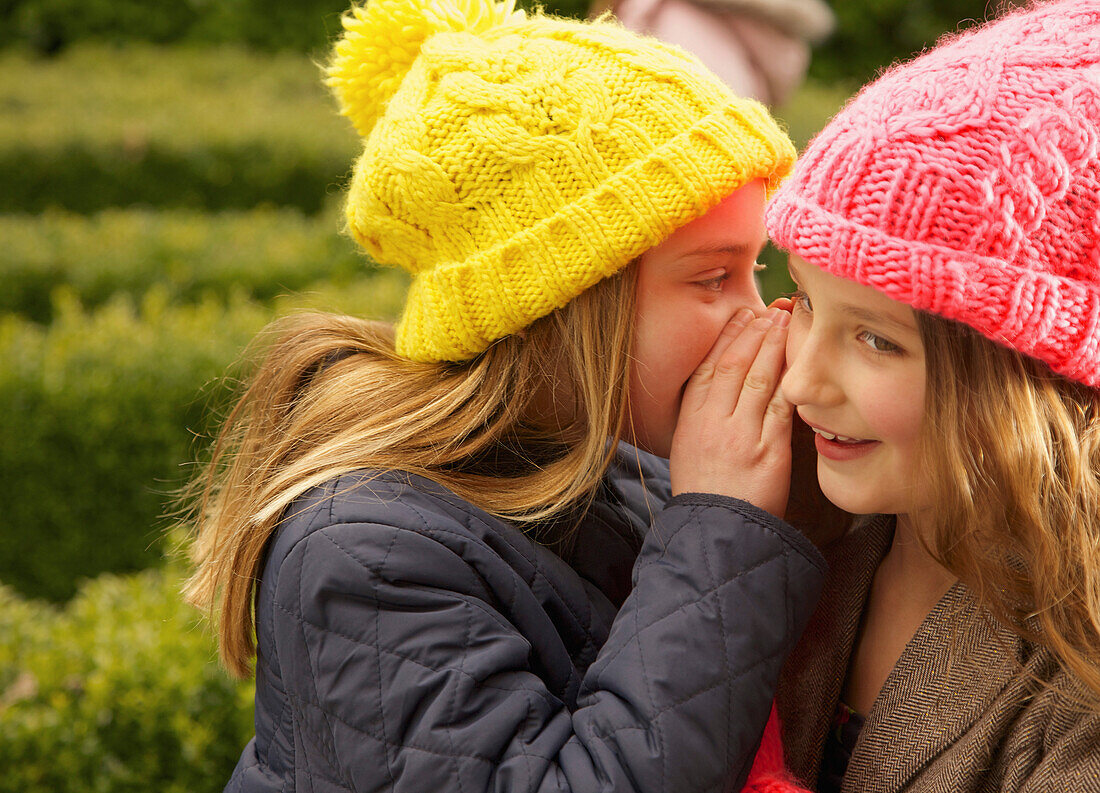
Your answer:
[398,100,795,362]
[767,189,1100,388]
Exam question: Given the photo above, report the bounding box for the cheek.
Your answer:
[860,378,925,450]
[646,302,722,362]
[785,319,808,363]
[678,310,733,375]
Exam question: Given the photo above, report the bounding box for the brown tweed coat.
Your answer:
[777,515,1100,792]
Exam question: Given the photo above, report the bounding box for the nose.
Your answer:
[781,327,843,409]
[741,291,768,319]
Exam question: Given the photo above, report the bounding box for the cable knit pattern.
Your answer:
[327,0,795,362]
[766,0,1100,386]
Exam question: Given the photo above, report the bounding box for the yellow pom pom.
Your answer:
[326,0,526,138]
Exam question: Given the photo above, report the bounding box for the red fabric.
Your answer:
[741,702,812,793]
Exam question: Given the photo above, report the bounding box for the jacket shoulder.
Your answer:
[262,470,498,579]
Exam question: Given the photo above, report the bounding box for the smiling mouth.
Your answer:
[808,425,879,462]
[811,428,871,444]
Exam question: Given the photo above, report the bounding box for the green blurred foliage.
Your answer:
[773,79,851,153]
[0,0,589,55]
[810,0,1028,86]
[0,273,409,601]
[0,140,349,214]
[0,555,254,793]
[0,45,358,213]
[0,291,266,601]
[1,0,347,54]
[1,207,367,323]
[0,0,1016,87]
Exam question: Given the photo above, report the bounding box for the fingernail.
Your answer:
[734,308,754,324]
[775,310,790,328]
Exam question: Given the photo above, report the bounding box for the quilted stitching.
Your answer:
[331,479,602,657]
[285,680,535,763]
[403,485,601,647]
[275,596,566,708]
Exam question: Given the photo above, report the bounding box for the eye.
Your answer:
[788,289,812,313]
[695,272,729,291]
[857,330,902,354]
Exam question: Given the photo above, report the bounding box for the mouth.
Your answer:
[810,427,869,444]
[801,419,879,461]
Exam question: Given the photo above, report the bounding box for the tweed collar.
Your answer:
[777,515,1024,792]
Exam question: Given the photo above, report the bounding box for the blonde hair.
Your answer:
[917,313,1100,702]
[184,267,637,678]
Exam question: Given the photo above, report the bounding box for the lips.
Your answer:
[802,419,879,462]
[811,428,865,444]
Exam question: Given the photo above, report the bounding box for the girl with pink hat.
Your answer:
[765,1,1100,790]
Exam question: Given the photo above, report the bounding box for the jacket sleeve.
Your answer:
[271,492,825,793]
[1012,685,1100,793]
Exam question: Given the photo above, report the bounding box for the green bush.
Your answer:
[773,79,851,153]
[0,273,409,601]
[1,0,347,54]
[0,45,357,213]
[0,558,254,793]
[0,140,352,214]
[809,0,1028,86]
[2,0,589,54]
[5,0,204,52]
[0,207,369,323]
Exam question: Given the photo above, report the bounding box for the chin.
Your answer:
[817,474,887,517]
[819,482,914,518]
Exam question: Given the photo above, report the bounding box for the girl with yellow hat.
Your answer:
[185,0,823,789]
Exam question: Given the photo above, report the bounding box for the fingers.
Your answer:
[669,305,794,512]
[706,308,787,415]
[697,307,755,376]
[761,380,795,443]
[736,312,791,441]
[679,308,755,415]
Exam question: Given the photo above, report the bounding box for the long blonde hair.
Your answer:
[184,267,637,678]
[918,313,1100,702]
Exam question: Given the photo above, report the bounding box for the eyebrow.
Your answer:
[840,304,919,336]
[787,259,917,336]
[679,242,767,261]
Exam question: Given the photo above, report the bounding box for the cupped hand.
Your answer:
[669,306,793,517]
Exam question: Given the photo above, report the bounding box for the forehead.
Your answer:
[789,255,917,326]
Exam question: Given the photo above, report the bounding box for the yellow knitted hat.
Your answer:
[327,0,795,362]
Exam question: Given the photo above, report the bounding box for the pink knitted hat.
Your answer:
[766,0,1100,386]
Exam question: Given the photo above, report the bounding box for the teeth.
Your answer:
[814,428,861,443]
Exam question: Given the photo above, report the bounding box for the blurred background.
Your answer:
[0,0,1022,789]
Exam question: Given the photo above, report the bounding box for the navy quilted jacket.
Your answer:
[227,445,826,793]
